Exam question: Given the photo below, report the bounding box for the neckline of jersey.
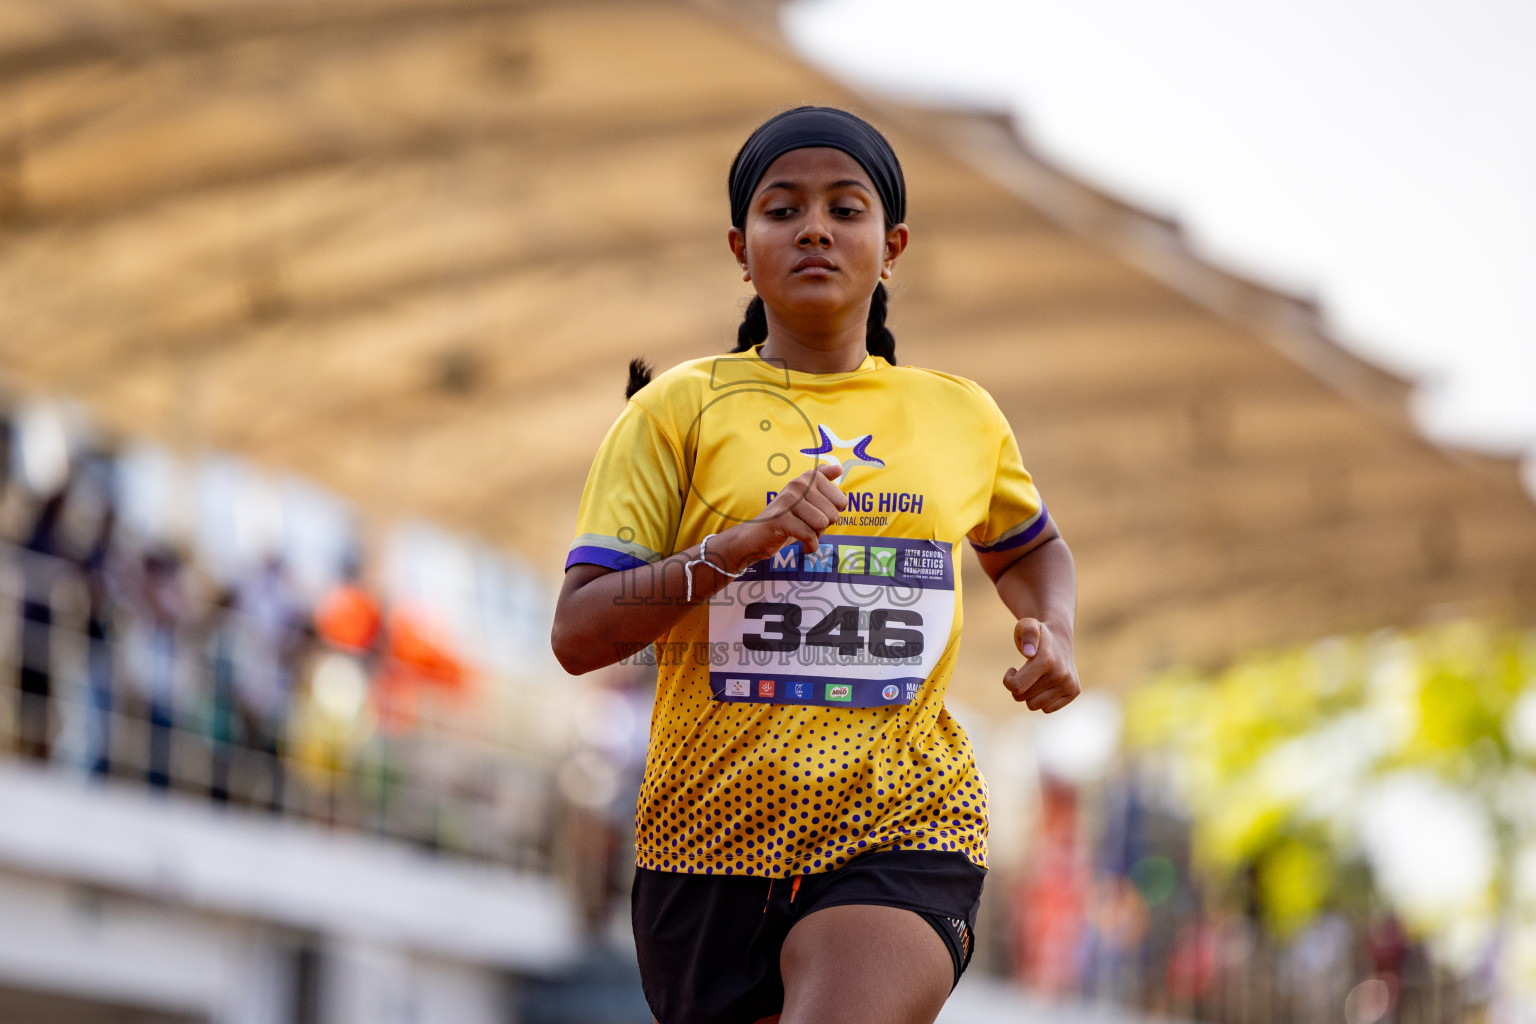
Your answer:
[747,344,882,383]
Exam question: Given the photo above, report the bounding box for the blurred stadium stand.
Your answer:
[0,0,1533,1021]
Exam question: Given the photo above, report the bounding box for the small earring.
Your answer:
[880,267,891,280]
[742,268,751,281]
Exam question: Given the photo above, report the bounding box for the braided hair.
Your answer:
[727,283,895,365]
[625,357,652,400]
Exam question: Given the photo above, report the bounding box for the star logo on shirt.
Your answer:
[800,424,887,478]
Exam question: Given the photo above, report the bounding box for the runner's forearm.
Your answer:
[552,526,767,675]
[992,536,1077,636]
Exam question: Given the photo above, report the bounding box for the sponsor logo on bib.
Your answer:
[881,684,900,701]
[758,679,775,698]
[869,547,897,576]
[725,678,750,697]
[825,684,853,702]
[836,546,866,574]
[803,547,836,573]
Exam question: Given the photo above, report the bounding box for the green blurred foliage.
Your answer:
[1124,622,1536,951]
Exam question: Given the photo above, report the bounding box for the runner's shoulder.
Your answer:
[883,363,1006,426]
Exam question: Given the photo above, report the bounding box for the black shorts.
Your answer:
[631,849,985,1024]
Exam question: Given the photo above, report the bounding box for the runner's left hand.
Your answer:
[1003,618,1080,713]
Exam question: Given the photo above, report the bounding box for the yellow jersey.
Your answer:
[567,346,1046,876]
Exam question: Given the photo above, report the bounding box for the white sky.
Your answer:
[782,0,1536,486]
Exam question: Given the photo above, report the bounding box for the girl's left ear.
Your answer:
[883,223,910,279]
[727,225,751,280]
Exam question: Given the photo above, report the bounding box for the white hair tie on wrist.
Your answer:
[684,533,747,603]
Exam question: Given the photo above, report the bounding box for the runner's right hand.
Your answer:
[720,462,847,567]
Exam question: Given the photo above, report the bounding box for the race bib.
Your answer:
[708,535,954,708]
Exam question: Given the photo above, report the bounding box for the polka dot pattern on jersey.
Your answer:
[633,611,990,878]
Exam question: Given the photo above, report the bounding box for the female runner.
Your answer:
[552,107,1080,1024]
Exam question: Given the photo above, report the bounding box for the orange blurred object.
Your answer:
[315,583,383,653]
[362,607,471,734]
[386,608,467,690]
[372,664,421,735]
[1165,922,1218,1000]
[1016,779,1087,992]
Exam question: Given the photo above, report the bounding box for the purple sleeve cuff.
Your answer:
[565,545,649,572]
[970,507,1050,553]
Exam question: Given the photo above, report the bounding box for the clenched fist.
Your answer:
[717,462,848,569]
[1003,616,1080,713]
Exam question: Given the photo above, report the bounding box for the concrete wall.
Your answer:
[0,762,579,1024]
[0,867,294,1023]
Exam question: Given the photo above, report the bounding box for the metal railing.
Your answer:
[0,541,560,872]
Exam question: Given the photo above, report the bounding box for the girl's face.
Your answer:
[729,147,907,329]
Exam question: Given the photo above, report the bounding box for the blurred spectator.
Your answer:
[1369,912,1410,1016]
[129,547,195,789]
[74,477,117,778]
[1080,874,1149,1001]
[307,565,387,822]
[1283,912,1354,1023]
[0,418,28,543]
[291,645,372,818]
[203,587,241,803]
[17,490,67,760]
[1015,777,1088,993]
[315,561,383,656]
[234,555,305,811]
[557,669,653,936]
[1165,919,1219,1008]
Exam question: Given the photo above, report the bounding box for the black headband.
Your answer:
[728,106,906,230]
